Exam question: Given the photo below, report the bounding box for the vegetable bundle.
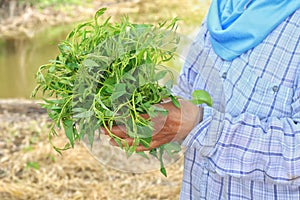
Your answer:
[32,8,212,176]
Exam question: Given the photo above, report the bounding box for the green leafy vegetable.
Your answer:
[32,8,212,177]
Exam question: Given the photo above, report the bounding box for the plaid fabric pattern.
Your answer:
[172,9,300,199]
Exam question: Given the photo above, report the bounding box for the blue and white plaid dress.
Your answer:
[173,9,300,199]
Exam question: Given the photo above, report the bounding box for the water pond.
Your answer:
[0,0,208,99]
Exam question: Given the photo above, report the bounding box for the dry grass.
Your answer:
[0,100,184,200]
[0,0,210,39]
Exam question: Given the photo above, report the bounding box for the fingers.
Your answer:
[139,113,150,119]
[102,125,127,138]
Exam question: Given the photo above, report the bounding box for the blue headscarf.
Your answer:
[207,0,300,61]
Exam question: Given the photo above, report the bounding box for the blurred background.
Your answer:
[0,0,210,199]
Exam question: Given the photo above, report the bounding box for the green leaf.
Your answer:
[164,142,181,157]
[171,95,180,108]
[164,79,173,90]
[126,147,135,157]
[62,119,75,147]
[104,110,114,117]
[140,137,152,148]
[113,137,123,149]
[160,167,167,177]
[82,59,99,67]
[122,71,136,82]
[111,83,127,101]
[94,8,107,22]
[73,110,94,119]
[127,139,138,157]
[137,125,153,138]
[138,73,147,86]
[136,151,149,159]
[158,146,167,177]
[149,148,158,159]
[155,106,168,117]
[190,90,213,107]
[154,70,168,81]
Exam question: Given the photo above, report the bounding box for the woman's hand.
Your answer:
[103,99,203,151]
